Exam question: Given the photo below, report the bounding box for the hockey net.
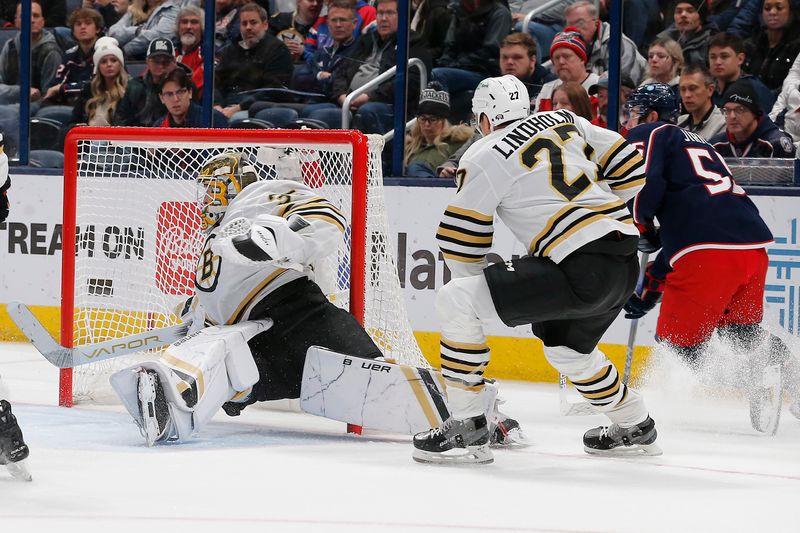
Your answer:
[60,127,426,406]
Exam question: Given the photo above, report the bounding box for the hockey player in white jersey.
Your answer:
[413,75,660,464]
[109,151,525,446]
[0,137,31,481]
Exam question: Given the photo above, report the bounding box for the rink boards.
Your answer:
[1,172,799,382]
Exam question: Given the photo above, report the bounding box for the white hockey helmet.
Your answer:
[198,151,258,231]
[471,75,530,133]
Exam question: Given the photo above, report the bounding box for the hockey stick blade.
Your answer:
[6,301,189,368]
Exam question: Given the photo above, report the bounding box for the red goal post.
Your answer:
[59,127,424,407]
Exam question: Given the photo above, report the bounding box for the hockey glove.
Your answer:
[623,266,665,320]
[636,225,661,254]
[213,215,309,270]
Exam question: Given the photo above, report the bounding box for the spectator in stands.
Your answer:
[403,81,473,177]
[270,0,324,63]
[214,2,293,119]
[215,0,242,49]
[552,81,593,119]
[726,0,767,37]
[676,64,726,140]
[293,0,358,95]
[410,0,450,60]
[109,0,180,60]
[44,8,103,106]
[500,32,556,102]
[564,1,647,85]
[742,0,800,95]
[0,1,63,105]
[511,0,569,64]
[709,33,775,116]
[657,0,712,67]
[173,4,204,98]
[67,37,128,126]
[534,28,599,112]
[432,0,511,94]
[710,79,796,158]
[303,0,376,62]
[328,0,431,133]
[83,0,130,31]
[641,37,683,91]
[115,36,177,125]
[154,67,227,127]
[589,75,635,132]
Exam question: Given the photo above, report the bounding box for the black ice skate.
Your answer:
[136,369,173,446]
[0,400,32,481]
[412,414,493,465]
[583,416,662,456]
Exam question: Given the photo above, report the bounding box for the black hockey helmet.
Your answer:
[625,83,680,124]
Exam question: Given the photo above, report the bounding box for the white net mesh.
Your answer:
[64,130,426,403]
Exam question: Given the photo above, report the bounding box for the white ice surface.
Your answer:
[1,341,799,533]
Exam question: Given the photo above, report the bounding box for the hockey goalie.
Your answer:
[110,151,527,446]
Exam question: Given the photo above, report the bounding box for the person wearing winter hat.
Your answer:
[656,0,712,67]
[66,36,130,127]
[709,79,796,158]
[404,82,473,177]
[533,27,599,112]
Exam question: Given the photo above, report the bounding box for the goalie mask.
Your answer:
[198,152,258,231]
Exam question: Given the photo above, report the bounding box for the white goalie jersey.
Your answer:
[437,109,646,278]
[192,179,347,326]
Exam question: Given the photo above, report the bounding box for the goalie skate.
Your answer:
[583,416,662,456]
[412,415,493,465]
[0,400,32,481]
[136,369,173,446]
[749,362,782,435]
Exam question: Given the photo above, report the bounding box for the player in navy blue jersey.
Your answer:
[623,83,800,433]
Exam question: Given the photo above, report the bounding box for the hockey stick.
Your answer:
[6,301,189,369]
[623,252,650,386]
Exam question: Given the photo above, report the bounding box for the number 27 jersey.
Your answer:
[437,110,646,277]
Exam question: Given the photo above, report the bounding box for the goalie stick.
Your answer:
[6,301,189,368]
[558,252,650,416]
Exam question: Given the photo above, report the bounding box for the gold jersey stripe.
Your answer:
[400,365,440,428]
[443,378,485,392]
[541,210,628,257]
[225,268,288,325]
[442,360,488,373]
[302,212,346,233]
[607,153,644,179]
[444,205,494,223]
[572,365,612,386]
[163,352,205,397]
[609,177,646,191]
[580,380,621,400]
[441,338,489,351]
[229,387,253,402]
[598,138,627,171]
[530,199,625,254]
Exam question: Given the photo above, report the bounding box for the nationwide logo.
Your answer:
[765,217,800,334]
[155,202,202,295]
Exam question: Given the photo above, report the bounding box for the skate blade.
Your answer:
[6,460,32,481]
[137,370,159,447]
[584,442,663,457]
[412,445,494,465]
[492,428,534,448]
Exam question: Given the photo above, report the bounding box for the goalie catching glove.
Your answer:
[212,214,310,270]
[623,263,664,320]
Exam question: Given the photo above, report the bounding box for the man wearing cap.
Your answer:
[115,37,178,126]
[564,1,647,86]
[534,28,599,113]
[676,64,725,141]
[656,0,712,67]
[589,75,634,133]
[710,79,795,158]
